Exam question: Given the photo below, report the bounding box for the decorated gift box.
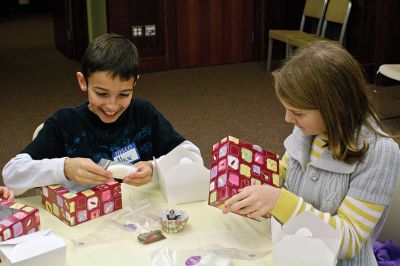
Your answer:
[0,199,40,241]
[41,181,122,226]
[208,136,280,214]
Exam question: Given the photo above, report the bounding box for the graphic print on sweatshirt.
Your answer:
[64,124,153,164]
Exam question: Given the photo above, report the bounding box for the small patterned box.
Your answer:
[0,199,40,241]
[41,181,122,226]
[208,136,280,213]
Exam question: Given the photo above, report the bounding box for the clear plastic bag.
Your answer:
[71,219,124,247]
[150,245,269,266]
[71,198,161,247]
[151,245,232,266]
[150,230,271,266]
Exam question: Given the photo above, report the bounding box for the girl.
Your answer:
[223,41,400,265]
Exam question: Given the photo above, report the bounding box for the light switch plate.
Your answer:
[145,25,156,36]
[131,26,143,37]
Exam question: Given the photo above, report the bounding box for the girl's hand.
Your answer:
[64,158,113,184]
[0,187,15,200]
[223,185,281,219]
[123,161,153,186]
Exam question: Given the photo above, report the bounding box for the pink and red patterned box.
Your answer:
[41,181,122,226]
[208,136,280,214]
[0,199,40,241]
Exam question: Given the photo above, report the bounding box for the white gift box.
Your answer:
[272,211,341,266]
[0,229,66,266]
[154,146,210,204]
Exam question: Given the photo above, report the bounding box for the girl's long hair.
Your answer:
[273,41,392,164]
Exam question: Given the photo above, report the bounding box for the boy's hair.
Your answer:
[81,33,139,82]
[273,41,389,164]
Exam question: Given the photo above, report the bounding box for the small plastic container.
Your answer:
[159,209,189,233]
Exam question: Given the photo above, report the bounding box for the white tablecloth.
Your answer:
[18,182,273,265]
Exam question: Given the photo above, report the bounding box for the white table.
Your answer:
[19,183,273,265]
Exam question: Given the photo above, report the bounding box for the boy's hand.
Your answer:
[0,187,15,200]
[123,161,153,186]
[222,185,281,219]
[64,158,113,185]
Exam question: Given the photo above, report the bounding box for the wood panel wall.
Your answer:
[175,0,254,68]
[175,0,222,67]
[107,0,257,71]
[58,0,399,75]
[107,0,172,72]
[221,0,254,63]
[347,0,400,80]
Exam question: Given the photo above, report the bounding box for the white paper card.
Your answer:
[272,211,341,266]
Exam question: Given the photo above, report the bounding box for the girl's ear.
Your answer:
[76,72,87,92]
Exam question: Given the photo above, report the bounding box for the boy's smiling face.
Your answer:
[77,71,137,123]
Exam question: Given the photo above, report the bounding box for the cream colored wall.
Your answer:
[86,0,107,41]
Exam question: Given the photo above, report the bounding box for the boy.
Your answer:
[2,33,202,196]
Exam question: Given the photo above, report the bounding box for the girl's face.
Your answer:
[280,99,326,136]
[77,71,136,123]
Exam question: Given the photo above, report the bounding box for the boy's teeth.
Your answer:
[105,111,115,115]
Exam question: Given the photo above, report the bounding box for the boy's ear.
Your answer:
[76,72,87,92]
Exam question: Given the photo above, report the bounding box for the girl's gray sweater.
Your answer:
[283,123,400,266]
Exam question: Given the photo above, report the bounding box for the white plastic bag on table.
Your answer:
[71,198,160,247]
[150,229,270,266]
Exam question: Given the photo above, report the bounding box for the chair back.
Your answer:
[321,0,352,44]
[304,0,328,19]
[267,0,328,72]
[302,0,328,34]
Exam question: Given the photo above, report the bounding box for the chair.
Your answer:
[374,64,400,120]
[377,65,400,82]
[287,0,351,49]
[32,123,44,140]
[267,0,328,72]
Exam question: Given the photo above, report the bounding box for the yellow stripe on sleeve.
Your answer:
[279,152,289,184]
[270,188,300,223]
[329,216,337,229]
[343,198,381,223]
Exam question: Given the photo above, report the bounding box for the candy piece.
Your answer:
[137,230,166,244]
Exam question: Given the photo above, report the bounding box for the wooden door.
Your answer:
[53,0,73,58]
[176,0,255,68]
[53,0,88,60]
